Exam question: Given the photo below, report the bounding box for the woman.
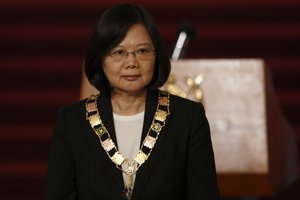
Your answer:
[46,3,220,200]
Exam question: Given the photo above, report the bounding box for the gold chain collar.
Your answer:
[85,90,170,199]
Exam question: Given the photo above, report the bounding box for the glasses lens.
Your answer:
[109,48,155,61]
[135,48,154,60]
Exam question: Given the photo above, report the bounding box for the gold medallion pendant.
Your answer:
[86,90,170,199]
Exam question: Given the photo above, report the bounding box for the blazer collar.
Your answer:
[132,90,170,199]
[97,90,170,199]
[97,91,124,193]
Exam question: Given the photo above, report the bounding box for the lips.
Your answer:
[122,74,140,81]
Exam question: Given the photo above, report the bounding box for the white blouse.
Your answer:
[113,111,145,186]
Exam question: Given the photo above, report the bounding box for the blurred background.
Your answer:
[0,0,299,199]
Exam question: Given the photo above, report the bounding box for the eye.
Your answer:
[136,48,151,55]
[111,49,126,56]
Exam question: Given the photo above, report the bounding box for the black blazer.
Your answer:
[46,90,220,200]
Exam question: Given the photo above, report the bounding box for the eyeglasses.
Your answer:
[108,47,155,61]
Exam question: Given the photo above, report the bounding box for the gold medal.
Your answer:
[151,122,162,133]
[134,151,148,165]
[111,152,125,165]
[101,138,115,151]
[123,159,137,175]
[144,135,156,148]
[158,96,169,106]
[154,110,168,122]
[89,115,101,127]
[86,102,97,113]
[95,127,107,137]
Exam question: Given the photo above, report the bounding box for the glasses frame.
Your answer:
[108,47,156,62]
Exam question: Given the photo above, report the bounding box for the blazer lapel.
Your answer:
[131,90,171,199]
[97,92,124,193]
[140,90,158,142]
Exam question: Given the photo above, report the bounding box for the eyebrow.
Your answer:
[115,43,154,48]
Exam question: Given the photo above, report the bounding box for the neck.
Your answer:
[111,90,147,116]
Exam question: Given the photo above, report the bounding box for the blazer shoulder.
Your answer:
[57,98,87,119]
[170,93,205,112]
[169,93,208,126]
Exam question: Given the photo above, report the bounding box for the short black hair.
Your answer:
[84,3,171,92]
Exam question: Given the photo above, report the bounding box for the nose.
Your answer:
[126,51,137,59]
[125,52,138,68]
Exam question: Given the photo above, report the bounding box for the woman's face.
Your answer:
[102,24,156,95]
